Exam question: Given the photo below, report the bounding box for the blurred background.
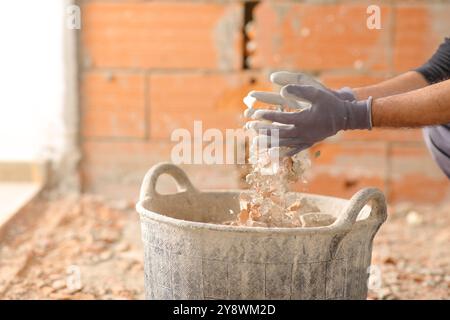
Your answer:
[1,0,450,203]
[0,0,449,299]
[79,0,450,203]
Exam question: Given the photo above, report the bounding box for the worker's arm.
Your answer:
[352,71,429,100]
[353,38,450,127]
[372,79,450,127]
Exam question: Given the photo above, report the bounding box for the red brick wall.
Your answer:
[79,0,450,203]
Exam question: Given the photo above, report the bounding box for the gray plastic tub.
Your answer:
[136,162,387,300]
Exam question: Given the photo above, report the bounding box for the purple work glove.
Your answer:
[270,71,357,102]
[249,85,372,156]
[244,72,357,118]
[334,86,356,101]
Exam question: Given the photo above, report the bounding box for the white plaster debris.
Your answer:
[226,137,320,227]
[231,76,335,228]
[243,94,257,118]
[243,91,310,116]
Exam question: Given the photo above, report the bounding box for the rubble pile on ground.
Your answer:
[0,195,448,299]
[0,195,143,299]
[368,203,450,299]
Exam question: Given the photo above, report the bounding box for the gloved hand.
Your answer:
[270,71,356,102]
[244,71,356,118]
[247,84,373,156]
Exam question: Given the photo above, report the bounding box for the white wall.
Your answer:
[0,1,65,161]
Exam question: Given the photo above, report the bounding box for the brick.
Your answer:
[338,129,423,143]
[81,2,243,70]
[296,141,450,204]
[309,142,388,171]
[301,173,386,201]
[393,4,450,72]
[293,142,388,199]
[148,72,270,139]
[81,71,146,138]
[252,3,391,71]
[388,143,450,203]
[81,140,172,195]
[81,140,241,198]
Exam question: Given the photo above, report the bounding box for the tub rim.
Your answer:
[137,163,387,236]
[137,189,383,236]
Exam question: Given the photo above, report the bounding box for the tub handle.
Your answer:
[333,187,387,231]
[139,162,197,201]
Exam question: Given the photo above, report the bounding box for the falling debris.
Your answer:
[224,134,325,227]
[243,94,257,118]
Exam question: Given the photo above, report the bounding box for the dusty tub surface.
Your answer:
[136,163,387,300]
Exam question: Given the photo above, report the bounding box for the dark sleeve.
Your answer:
[415,37,450,84]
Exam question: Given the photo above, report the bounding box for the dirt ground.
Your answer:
[0,194,448,300]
